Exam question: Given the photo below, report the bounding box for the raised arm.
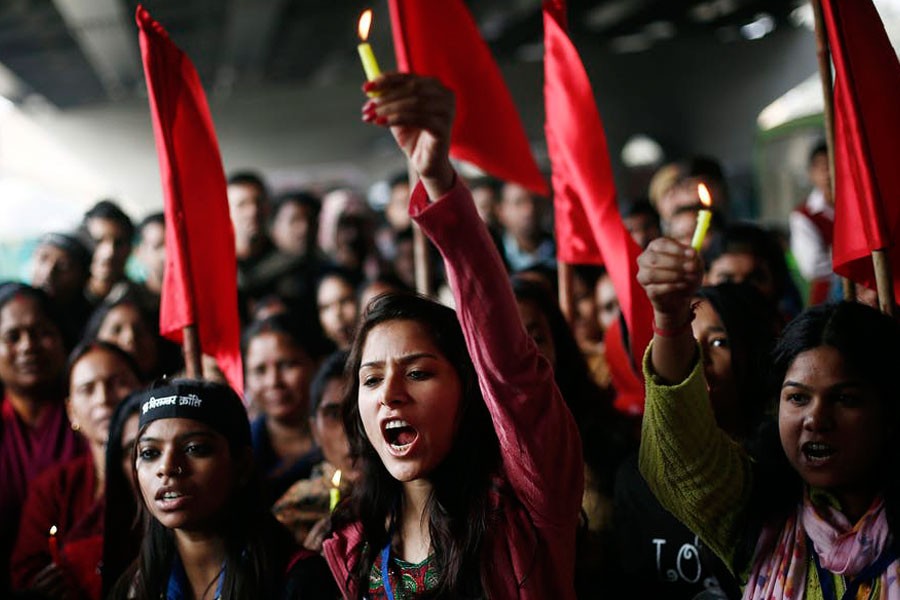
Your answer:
[362,74,583,526]
[635,237,703,383]
[636,237,752,569]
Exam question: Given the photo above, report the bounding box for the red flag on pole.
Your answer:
[543,0,654,404]
[388,0,548,196]
[136,5,243,394]
[820,0,900,297]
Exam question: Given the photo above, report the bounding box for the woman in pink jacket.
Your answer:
[323,74,584,598]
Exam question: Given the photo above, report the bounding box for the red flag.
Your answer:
[604,320,646,416]
[388,0,548,196]
[136,6,243,394]
[821,0,900,297]
[543,1,654,377]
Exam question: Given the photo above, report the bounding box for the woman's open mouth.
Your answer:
[383,418,419,454]
[802,441,836,464]
[155,487,191,511]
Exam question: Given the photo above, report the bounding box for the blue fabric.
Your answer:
[501,232,556,272]
[166,555,224,600]
[810,534,897,600]
[381,542,396,600]
[165,555,188,600]
[250,415,323,503]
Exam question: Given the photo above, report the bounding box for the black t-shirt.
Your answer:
[612,453,740,600]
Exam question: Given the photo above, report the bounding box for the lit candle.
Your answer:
[357,10,382,84]
[330,469,342,512]
[48,525,60,564]
[691,183,713,251]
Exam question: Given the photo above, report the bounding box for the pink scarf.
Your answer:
[743,493,900,599]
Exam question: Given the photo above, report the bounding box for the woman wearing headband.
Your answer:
[112,379,337,599]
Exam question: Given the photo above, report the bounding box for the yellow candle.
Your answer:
[691,210,712,251]
[357,10,381,83]
[357,43,381,81]
[691,183,713,251]
[330,469,342,511]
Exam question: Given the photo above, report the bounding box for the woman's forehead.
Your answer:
[361,319,441,362]
[105,303,141,322]
[140,417,219,440]
[0,295,43,326]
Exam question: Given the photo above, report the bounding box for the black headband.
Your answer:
[137,380,250,447]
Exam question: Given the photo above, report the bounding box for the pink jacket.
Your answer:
[323,177,584,598]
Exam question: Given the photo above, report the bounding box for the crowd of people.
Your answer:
[1,71,895,600]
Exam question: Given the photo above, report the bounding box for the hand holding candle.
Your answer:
[690,183,713,251]
[330,469,342,512]
[360,74,456,199]
[357,9,381,85]
[48,525,60,564]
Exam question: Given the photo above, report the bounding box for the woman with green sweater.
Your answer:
[636,236,900,599]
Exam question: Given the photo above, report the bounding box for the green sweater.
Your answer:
[638,344,751,572]
[638,343,868,599]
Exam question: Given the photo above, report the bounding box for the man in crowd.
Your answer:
[228,171,278,312]
[135,212,165,311]
[81,200,136,304]
[789,142,834,304]
[497,182,555,272]
[29,232,93,347]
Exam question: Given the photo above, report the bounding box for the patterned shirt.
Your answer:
[367,549,438,599]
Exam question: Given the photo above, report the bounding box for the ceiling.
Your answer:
[0,0,802,110]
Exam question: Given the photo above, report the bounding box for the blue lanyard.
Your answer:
[380,541,395,600]
[809,535,897,600]
[213,566,224,599]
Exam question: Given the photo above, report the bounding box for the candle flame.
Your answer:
[332,469,342,487]
[358,9,373,41]
[49,525,57,536]
[697,183,712,208]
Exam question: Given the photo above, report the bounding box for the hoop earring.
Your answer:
[71,422,80,432]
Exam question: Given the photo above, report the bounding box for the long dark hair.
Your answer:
[694,282,779,439]
[510,277,627,493]
[102,390,145,597]
[332,293,501,598]
[67,339,142,386]
[736,302,900,569]
[111,379,297,599]
[241,312,331,364]
[82,296,183,380]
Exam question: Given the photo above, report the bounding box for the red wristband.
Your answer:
[653,311,696,338]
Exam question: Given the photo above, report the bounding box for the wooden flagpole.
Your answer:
[182,324,202,378]
[406,163,432,297]
[812,0,894,314]
[413,226,431,297]
[390,1,431,298]
[558,262,574,326]
[872,250,895,316]
[811,0,855,303]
